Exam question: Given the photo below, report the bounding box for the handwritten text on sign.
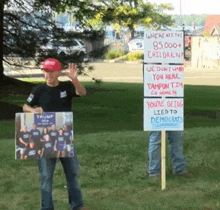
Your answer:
[144,65,184,97]
[144,98,183,131]
[144,31,184,63]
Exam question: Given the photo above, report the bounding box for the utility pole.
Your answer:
[180,0,182,26]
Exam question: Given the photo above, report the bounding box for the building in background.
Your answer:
[204,15,220,36]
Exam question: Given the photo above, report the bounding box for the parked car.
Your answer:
[125,38,144,52]
[42,39,86,62]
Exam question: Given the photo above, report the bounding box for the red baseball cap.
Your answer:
[42,58,62,71]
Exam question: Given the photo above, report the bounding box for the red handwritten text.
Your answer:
[167,100,183,108]
[146,100,165,109]
[147,83,169,90]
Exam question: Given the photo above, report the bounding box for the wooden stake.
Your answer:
[161,130,166,190]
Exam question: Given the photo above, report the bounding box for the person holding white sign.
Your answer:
[148,131,193,178]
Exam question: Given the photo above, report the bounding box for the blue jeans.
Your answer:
[148,131,187,176]
[37,157,83,210]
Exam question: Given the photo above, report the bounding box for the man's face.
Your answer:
[33,124,37,129]
[51,125,56,130]
[42,69,61,86]
[23,126,27,132]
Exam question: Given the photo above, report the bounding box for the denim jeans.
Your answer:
[148,131,187,176]
[37,157,83,210]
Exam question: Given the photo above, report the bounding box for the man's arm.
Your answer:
[71,78,86,96]
[23,104,44,113]
[54,140,57,151]
[19,137,28,147]
[40,148,44,158]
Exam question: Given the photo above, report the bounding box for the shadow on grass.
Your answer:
[1,83,220,138]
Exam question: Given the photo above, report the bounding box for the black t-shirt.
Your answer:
[41,133,49,141]
[42,140,54,156]
[49,130,59,142]
[19,131,30,147]
[30,129,41,142]
[24,148,39,159]
[26,81,78,112]
[63,130,72,144]
[57,135,66,151]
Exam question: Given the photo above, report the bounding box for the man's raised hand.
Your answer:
[66,63,78,80]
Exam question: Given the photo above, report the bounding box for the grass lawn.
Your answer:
[0,82,220,210]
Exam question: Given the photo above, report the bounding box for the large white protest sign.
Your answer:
[144,31,184,63]
[144,64,184,97]
[143,31,184,190]
[143,98,183,131]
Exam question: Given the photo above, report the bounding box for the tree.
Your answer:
[71,0,174,39]
[1,0,59,84]
[0,0,6,83]
[1,0,102,85]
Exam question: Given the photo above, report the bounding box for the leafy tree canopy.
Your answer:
[33,0,174,39]
[1,0,104,83]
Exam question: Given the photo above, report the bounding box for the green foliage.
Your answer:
[2,0,105,81]
[59,0,175,39]
[126,52,144,61]
[172,14,206,27]
[204,30,211,37]
[105,50,126,60]
[103,50,144,61]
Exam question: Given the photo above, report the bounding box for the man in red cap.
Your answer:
[23,58,87,210]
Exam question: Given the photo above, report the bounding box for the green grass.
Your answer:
[1,82,220,209]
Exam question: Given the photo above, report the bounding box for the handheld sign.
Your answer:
[143,98,184,131]
[144,31,184,64]
[15,112,74,160]
[144,64,184,97]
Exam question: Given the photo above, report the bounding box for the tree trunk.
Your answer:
[0,1,5,84]
[130,27,135,40]
[134,0,138,8]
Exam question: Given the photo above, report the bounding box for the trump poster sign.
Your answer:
[15,112,74,160]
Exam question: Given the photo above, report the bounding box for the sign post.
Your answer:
[143,31,184,190]
[161,129,166,190]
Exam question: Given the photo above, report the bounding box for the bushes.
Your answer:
[105,50,144,61]
[126,52,144,61]
[105,50,126,59]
